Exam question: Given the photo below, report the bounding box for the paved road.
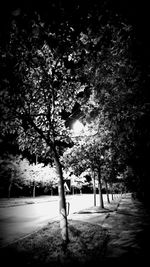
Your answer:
[0,194,115,247]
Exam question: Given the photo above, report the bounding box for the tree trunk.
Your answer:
[98,168,104,209]
[93,171,96,206]
[8,181,12,198]
[105,180,110,204]
[72,186,74,195]
[54,153,69,244]
[50,188,53,196]
[8,169,14,198]
[111,183,114,200]
[33,181,36,198]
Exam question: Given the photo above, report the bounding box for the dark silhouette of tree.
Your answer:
[0,11,88,244]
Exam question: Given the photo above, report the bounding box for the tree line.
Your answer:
[0,153,124,198]
[0,0,150,244]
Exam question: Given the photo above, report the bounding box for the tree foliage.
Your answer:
[0,0,150,208]
[0,9,90,243]
[0,14,87,158]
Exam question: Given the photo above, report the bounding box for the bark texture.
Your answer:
[54,153,69,243]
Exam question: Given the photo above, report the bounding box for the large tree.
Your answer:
[0,11,87,243]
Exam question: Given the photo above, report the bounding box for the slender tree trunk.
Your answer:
[8,170,14,198]
[33,153,38,198]
[35,154,38,165]
[111,183,114,200]
[93,171,96,206]
[105,179,110,204]
[51,188,53,195]
[72,186,74,195]
[54,153,69,244]
[98,168,104,209]
[33,181,36,198]
[8,181,12,198]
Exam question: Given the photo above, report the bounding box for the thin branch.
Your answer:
[71,132,99,138]
[27,116,47,141]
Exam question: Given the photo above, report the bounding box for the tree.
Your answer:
[76,12,150,201]
[0,12,87,243]
[0,155,25,198]
[42,165,59,195]
[63,118,112,208]
[17,159,59,197]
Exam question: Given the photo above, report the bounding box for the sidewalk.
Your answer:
[70,193,150,264]
[102,194,150,263]
[68,195,121,225]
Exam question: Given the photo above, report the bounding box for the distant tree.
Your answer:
[63,118,112,208]
[0,155,24,198]
[18,159,59,197]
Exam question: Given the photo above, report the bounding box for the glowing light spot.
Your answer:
[72,120,84,135]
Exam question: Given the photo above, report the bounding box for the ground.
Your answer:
[0,193,150,266]
[0,220,108,267]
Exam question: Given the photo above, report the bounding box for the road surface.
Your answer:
[0,194,111,247]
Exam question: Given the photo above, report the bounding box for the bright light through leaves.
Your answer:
[72,120,84,135]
